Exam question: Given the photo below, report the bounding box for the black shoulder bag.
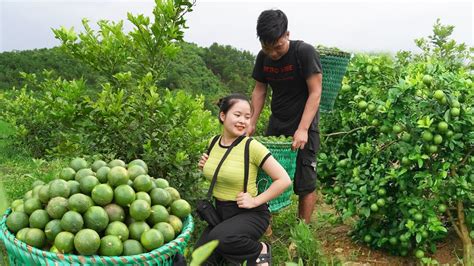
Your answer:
[196,135,252,227]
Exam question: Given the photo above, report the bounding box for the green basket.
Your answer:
[257,141,297,213]
[0,208,193,266]
[318,48,351,112]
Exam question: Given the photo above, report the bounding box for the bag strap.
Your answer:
[294,40,304,78]
[243,137,253,193]
[206,135,220,155]
[206,135,245,200]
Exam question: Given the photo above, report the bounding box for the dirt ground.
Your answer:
[314,200,465,265]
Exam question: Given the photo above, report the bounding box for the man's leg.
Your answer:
[294,129,320,224]
[298,191,317,223]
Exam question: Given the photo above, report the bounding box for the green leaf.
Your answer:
[444,109,450,122]
[190,240,219,266]
[421,154,430,159]
[406,220,415,230]
[417,116,434,128]
[416,233,422,243]
[449,142,454,150]
[360,207,370,218]
[441,171,448,178]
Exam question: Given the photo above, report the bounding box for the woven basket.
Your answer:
[257,141,297,213]
[318,47,351,112]
[0,208,193,266]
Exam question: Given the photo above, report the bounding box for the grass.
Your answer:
[0,181,9,221]
[0,120,67,265]
[262,195,334,265]
[263,199,300,262]
[0,181,9,265]
[0,120,17,266]
[0,121,65,201]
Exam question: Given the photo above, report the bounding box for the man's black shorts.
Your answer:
[265,127,320,196]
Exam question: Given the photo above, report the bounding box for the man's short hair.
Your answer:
[256,9,288,45]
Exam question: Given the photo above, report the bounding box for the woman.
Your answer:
[196,93,291,265]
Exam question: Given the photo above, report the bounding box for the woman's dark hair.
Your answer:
[217,94,250,124]
[256,9,288,45]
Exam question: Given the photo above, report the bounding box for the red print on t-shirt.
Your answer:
[264,64,295,81]
[263,65,294,74]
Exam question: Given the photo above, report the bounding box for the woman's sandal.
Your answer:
[255,242,272,265]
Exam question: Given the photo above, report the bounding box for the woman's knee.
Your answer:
[208,230,239,251]
[195,227,213,248]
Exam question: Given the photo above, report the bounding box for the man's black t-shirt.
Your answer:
[252,40,323,136]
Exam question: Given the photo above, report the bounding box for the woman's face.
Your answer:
[220,100,251,137]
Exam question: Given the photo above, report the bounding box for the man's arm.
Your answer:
[292,73,322,150]
[248,81,268,136]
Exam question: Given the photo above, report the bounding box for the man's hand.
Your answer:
[249,81,267,137]
[246,123,256,137]
[291,128,308,150]
[292,72,321,151]
[236,192,258,209]
[198,153,208,170]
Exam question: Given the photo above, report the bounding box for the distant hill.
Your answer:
[0,43,256,110]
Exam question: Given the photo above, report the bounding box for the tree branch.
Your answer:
[447,207,462,239]
[322,126,374,138]
[456,200,468,238]
[378,140,398,152]
[458,146,474,168]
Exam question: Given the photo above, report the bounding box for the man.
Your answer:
[247,9,323,224]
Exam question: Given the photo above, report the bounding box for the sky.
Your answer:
[0,0,472,55]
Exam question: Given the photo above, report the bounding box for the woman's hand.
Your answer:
[236,192,259,209]
[198,153,209,170]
